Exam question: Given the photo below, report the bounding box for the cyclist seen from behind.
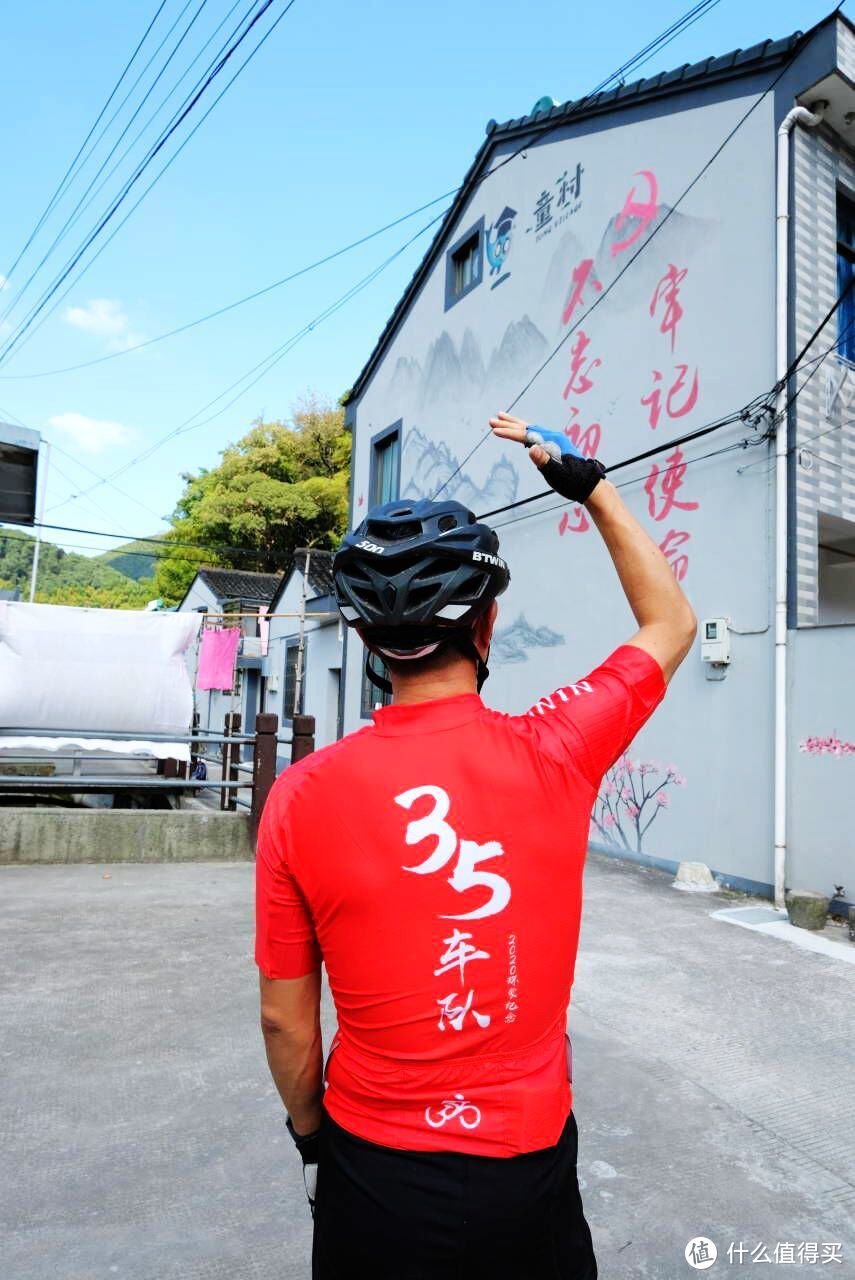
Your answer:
[256,412,697,1279]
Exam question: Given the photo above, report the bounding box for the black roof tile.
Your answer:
[196,568,281,604]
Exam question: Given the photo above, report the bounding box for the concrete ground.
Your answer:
[2,855,853,1280]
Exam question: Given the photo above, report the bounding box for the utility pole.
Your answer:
[28,440,50,603]
[293,546,312,716]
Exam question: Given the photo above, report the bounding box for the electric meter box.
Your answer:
[701,618,730,665]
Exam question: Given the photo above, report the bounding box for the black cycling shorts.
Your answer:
[312,1110,598,1280]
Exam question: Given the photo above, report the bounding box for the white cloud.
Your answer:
[63,297,142,351]
[49,411,135,455]
[0,273,8,291]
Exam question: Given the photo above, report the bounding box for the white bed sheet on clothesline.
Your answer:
[0,602,201,760]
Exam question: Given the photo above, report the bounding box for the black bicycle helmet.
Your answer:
[333,498,509,694]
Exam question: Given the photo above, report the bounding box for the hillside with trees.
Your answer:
[0,397,351,609]
[0,531,156,608]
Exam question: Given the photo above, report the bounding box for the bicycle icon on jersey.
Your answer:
[425,1093,482,1131]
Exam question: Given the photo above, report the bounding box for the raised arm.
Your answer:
[489,412,696,683]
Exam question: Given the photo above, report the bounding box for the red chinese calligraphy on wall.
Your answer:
[649,264,687,352]
[643,447,699,522]
[561,258,603,325]
[563,419,601,457]
[611,170,659,258]
[659,528,691,581]
[562,330,601,400]
[558,507,589,535]
[641,364,699,430]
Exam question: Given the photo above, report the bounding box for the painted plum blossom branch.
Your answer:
[799,735,855,757]
[591,755,685,854]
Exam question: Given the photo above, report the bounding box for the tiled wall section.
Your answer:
[791,115,855,625]
[836,14,855,81]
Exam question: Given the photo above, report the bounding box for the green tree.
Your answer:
[154,397,350,602]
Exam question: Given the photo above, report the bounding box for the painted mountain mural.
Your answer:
[401,427,519,510]
[491,613,565,665]
[383,318,549,416]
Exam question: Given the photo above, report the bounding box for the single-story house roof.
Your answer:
[269,548,336,612]
[193,568,282,605]
[343,12,839,409]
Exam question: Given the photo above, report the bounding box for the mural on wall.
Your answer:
[402,428,519,508]
[799,735,855,756]
[387,319,549,418]
[491,613,565,665]
[591,756,686,854]
[385,167,712,574]
[485,205,517,289]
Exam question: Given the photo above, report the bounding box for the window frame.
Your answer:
[360,649,392,718]
[282,638,303,724]
[369,420,402,509]
[444,217,485,311]
[836,188,855,365]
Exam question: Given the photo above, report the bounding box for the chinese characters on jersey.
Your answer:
[395,785,516,1130]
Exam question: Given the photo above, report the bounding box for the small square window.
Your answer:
[445,217,484,310]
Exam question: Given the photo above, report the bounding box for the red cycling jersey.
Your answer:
[255,643,665,1156]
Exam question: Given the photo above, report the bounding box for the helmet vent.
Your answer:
[438,514,458,531]
[369,519,421,542]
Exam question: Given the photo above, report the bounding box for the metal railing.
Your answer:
[0,713,316,840]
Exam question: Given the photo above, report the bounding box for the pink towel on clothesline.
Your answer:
[197,627,241,690]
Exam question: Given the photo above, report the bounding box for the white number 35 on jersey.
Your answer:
[394,785,511,920]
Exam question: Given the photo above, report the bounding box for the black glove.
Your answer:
[524,425,606,504]
[286,1116,320,1216]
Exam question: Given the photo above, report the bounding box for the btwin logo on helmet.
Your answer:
[356,539,385,554]
[472,550,506,569]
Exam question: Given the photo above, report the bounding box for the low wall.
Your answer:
[0,809,254,864]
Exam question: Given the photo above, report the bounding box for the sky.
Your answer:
[0,0,843,564]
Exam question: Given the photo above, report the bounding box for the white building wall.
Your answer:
[264,570,343,752]
[344,82,780,891]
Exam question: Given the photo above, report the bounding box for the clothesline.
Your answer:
[198,610,339,621]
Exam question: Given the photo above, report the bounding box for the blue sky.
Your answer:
[0,0,841,561]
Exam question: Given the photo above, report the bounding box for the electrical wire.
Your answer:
[491,434,768,535]
[433,32,805,501]
[477,273,855,526]
[0,0,211,326]
[0,0,721,374]
[0,188,458,381]
[0,0,278,360]
[0,0,169,288]
[0,0,298,368]
[45,205,449,512]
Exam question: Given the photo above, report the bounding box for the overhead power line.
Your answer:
[46,205,450,515]
[478,273,855,529]
[0,0,169,288]
[433,27,803,500]
[0,0,299,368]
[0,188,458,381]
[0,0,212,327]
[0,0,718,374]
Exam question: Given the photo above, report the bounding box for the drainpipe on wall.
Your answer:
[774,101,826,909]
